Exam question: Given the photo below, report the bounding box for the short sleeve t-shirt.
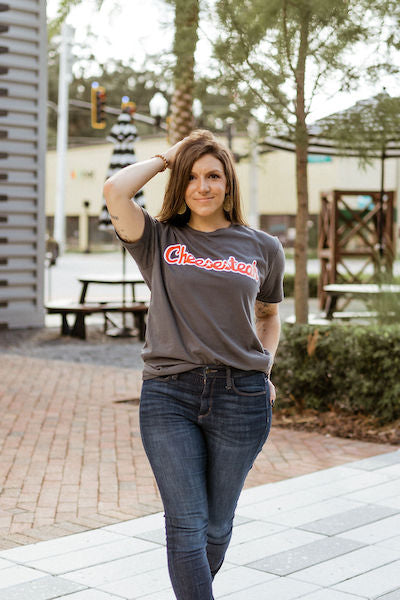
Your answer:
[122,209,285,379]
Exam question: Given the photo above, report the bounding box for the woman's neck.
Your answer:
[188,215,231,233]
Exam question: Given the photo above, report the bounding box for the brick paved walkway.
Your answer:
[0,353,396,551]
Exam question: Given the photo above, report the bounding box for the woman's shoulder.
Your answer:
[234,224,282,251]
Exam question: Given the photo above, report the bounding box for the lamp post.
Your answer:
[149,92,168,130]
[193,98,202,126]
[54,22,74,255]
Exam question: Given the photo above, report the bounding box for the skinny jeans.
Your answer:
[140,366,272,600]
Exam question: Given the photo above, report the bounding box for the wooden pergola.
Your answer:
[318,189,396,310]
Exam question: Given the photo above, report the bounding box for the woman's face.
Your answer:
[184,154,227,221]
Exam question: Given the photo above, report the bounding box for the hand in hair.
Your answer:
[164,138,187,169]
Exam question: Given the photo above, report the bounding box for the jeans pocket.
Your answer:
[154,374,173,382]
[231,372,266,397]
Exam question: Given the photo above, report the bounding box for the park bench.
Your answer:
[46,301,149,340]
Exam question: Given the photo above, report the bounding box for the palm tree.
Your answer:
[167,0,200,144]
[50,0,200,145]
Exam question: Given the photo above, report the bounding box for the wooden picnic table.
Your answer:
[323,283,400,319]
[46,275,149,339]
[78,275,145,303]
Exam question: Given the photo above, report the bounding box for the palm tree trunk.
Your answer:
[168,0,199,144]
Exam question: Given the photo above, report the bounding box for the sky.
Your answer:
[47,0,400,123]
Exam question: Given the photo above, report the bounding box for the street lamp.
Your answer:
[149,92,168,129]
[193,98,202,124]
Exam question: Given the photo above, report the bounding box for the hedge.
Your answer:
[273,323,400,424]
[283,273,318,298]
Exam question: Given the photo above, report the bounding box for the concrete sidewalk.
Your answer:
[0,450,399,599]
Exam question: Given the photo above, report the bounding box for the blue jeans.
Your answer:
[140,366,272,600]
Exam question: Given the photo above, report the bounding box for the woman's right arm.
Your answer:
[103,140,185,243]
[103,156,166,243]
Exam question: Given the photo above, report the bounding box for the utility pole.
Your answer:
[247,118,259,228]
[54,22,74,255]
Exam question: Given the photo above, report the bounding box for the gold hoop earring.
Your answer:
[223,195,232,212]
[177,202,187,215]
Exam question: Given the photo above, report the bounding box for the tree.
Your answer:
[213,0,396,323]
[166,0,200,143]
[48,1,204,145]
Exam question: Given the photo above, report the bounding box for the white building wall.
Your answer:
[45,137,400,249]
[0,0,47,329]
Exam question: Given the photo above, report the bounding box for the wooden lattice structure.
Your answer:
[318,190,396,310]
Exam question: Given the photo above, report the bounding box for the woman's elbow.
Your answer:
[103,179,115,205]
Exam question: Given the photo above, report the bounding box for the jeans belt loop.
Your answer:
[226,367,232,390]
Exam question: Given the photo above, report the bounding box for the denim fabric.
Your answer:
[140,366,272,600]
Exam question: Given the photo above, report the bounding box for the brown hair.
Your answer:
[157,130,247,226]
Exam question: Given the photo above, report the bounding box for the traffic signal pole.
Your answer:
[54,22,74,256]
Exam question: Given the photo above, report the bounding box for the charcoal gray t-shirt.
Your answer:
[122,209,285,379]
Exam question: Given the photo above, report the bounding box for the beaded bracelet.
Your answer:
[153,153,169,172]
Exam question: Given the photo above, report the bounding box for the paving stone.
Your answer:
[300,504,399,536]
[377,536,400,552]
[0,565,47,589]
[134,528,166,546]
[54,590,125,600]
[346,480,400,505]
[0,530,125,564]
[211,565,276,597]
[339,514,400,544]
[62,547,167,587]
[214,576,318,599]
[238,471,390,524]
[377,498,400,511]
[376,590,400,600]
[297,590,368,600]
[133,590,175,600]
[291,545,400,587]
[226,529,322,566]
[262,498,363,528]
[30,537,159,575]
[0,576,83,600]
[0,558,15,570]
[230,520,286,546]
[104,513,164,537]
[248,536,364,576]
[346,451,400,471]
[377,465,400,480]
[99,565,172,598]
[334,559,400,597]
[232,514,251,526]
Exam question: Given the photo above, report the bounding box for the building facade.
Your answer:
[46,136,400,252]
[0,1,47,329]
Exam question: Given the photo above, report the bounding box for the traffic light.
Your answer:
[91,83,106,129]
[121,96,136,114]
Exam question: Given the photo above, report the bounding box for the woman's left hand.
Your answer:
[268,380,276,407]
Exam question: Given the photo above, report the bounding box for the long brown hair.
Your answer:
[157,130,247,226]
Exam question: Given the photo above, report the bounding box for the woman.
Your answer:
[104,130,284,600]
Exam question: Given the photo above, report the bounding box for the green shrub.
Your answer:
[273,323,400,424]
[283,273,319,298]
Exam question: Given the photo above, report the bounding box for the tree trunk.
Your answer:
[295,131,309,323]
[294,15,309,324]
[168,0,199,144]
